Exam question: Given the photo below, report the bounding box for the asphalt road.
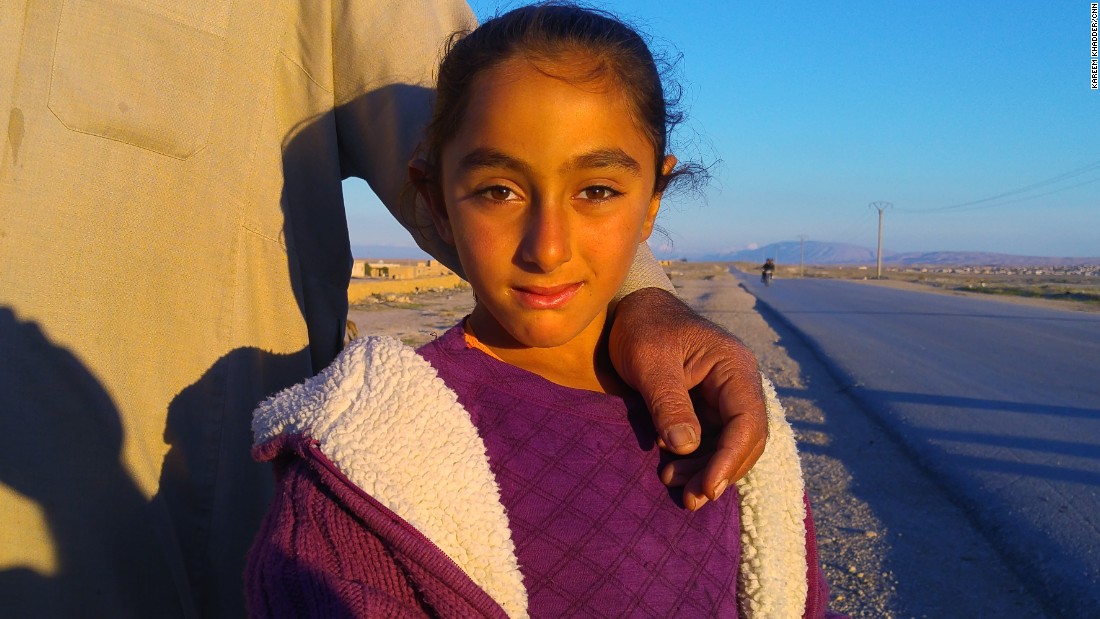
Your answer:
[738,272,1100,618]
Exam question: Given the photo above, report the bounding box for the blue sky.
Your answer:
[344,0,1099,258]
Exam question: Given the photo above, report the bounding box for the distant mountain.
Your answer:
[702,241,883,265]
[351,244,431,260]
[695,241,1099,267]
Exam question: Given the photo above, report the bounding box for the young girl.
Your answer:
[246,4,834,618]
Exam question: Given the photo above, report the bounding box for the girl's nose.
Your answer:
[519,202,572,273]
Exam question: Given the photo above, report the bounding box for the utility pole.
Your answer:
[869,201,892,279]
[798,235,805,278]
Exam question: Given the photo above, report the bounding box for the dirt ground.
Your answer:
[347,285,476,349]
[347,266,1057,618]
[846,276,1100,313]
[748,262,1100,315]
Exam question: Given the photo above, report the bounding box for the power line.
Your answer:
[912,175,1100,214]
[900,157,1100,214]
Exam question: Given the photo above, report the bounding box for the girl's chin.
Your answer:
[504,327,579,350]
[472,305,605,351]
[499,319,590,350]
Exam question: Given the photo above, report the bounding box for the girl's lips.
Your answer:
[512,282,583,309]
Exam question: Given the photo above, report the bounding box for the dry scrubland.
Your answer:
[346,282,475,349]
[731,261,1100,312]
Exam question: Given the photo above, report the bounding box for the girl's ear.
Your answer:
[640,155,677,241]
[408,158,454,245]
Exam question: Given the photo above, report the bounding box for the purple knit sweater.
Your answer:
[245,326,836,618]
[246,434,510,618]
[419,325,742,617]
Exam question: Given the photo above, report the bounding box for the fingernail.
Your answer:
[667,424,697,450]
[712,479,729,501]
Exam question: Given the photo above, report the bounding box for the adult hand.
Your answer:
[608,288,768,511]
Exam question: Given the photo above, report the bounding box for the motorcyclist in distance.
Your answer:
[761,258,776,286]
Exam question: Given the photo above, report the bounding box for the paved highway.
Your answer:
[738,271,1100,618]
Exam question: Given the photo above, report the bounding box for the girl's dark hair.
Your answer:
[423,2,702,195]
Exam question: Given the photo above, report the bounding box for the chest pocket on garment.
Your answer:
[48,0,232,160]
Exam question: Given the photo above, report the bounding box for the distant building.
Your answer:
[351,258,453,280]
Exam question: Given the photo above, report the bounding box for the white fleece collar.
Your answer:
[252,336,528,618]
[253,335,809,619]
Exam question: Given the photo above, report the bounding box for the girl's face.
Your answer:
[422,55,672,352]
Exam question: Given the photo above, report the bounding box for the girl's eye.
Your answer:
[577,186,620,201]
[478,186,518,202]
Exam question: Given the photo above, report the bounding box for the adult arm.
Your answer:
[609,247,768,510]
[332,0,476,275]
[329,1,686,291]
[327,1,766,505]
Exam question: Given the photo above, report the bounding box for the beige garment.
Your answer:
[0,1,673,617]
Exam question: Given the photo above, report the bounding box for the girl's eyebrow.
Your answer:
[457,147,641,176]
[459,148,531,174]
[568,148,641,175]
